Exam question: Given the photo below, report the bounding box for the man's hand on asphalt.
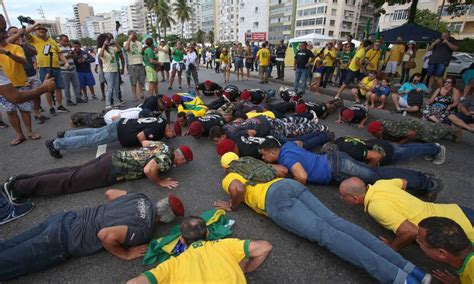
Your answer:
[158,178,179,189]
[126,244,149,260]
[214,200,233,211]
[432,269,460,284]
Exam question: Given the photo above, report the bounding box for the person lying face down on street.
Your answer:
[3,142,193,206]
[213,153,432,284]
[46,116,176,158]
[0,190,184,281]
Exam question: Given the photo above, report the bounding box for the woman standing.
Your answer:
[220,48,231,83]
[244,45,253,81]
[400,40,416,84]
[422,77,461,123]
[143,38,159,96]
[185,45,199,88]
[233,43,244,81]
[169,41,186,90]
[97,33,120,109]
[214,48,221,73]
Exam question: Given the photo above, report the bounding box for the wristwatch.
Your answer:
[5,51,11,57]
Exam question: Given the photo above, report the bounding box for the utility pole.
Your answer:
[0,0,12,26]
[436,0,445,30]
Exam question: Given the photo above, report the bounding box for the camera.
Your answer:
[17,16,35,26]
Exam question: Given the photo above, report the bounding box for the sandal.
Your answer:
[10,137,26,146]
[28,133,41,140]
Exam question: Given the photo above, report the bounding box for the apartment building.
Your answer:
[202,0,215,33]
[120,1,147,34]
[73,3,94,38]
[215,0,240,42]
[167,0,202,39]
[238,0,269,43]
[268,0,294,44]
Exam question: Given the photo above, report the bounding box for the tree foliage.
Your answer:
[116,33,129,48]
[79,37,96,47]
[208,30,215,45]
[415,9,449,32]
[195,29,205,44]
[172,0,193,38]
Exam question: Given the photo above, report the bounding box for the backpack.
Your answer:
[229,157,277,186]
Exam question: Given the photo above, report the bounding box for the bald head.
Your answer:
[339,177,367,206]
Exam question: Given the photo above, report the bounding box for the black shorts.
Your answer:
[344,70,359,85]
[245,61,253,70]
[159,62,170,71]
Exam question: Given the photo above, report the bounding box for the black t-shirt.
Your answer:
[234,135,267,159]
[305,101,327,117]
[197,82,222,96]
[294,49,314,69]
[276,45,287,59]
[187,113,225,134]
[365,139,394,165]
[341,104,368,123]
[117,117,166,147]
[248,89,267,104]
[430,37,457,65]
[335,137,369,162]
[223,85,240,101]
[140,96,166,116]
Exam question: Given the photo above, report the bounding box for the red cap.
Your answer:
[161,96,173,108]
[223,91,231,100]
[178,145,193,161]
[174,121,182,136]
[169,193,184,216]
[216,139,236,156]
[188,121,204,138]
[295,103,307,113]
[204,80,212,86]
[240,90,251,101]
[341,109,354,121]
[367,121,383,134]
[171,94,181,104]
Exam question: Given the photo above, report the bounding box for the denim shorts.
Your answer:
[39,68,64,89]
[427,63,446,77]
[234,58,243,69]
[78,72,96,88]
[455,112,474,124]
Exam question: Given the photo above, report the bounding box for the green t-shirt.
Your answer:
[171,48,184,62]
[143,47,157,68]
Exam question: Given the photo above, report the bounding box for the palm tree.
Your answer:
[207,30,215,45]
[172,0,193,38]
[195,29,205,45]
[154,0,175,39]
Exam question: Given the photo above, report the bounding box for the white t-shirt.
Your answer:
[124,40,144,65]
[157,45,170,63]
[99,47,118,73]
[0,67,11,86]
[103,107,142,124]
[185,51,198,68]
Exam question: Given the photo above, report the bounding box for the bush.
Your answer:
[457,38,474,54]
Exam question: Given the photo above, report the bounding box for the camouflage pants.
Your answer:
[270,117,328,138]
[70,112,106,128]
[207,102,237,117]
[420,122,455,142]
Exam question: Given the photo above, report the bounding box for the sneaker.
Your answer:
[178,86,182,90]
[57,131,65,138]
[309,110,319,123]
[409,267,431,284]
[3,178,29,205]
[168,86,172,90]
[40,107,45,112]
[35,115,49,124]
[425,177,444,202]
[423,155,434,161]
[161,79,166,82]
[119,100,126,106]
[66,100,77,106]
[321,142,338,154]
[0,202,35,225]
[92,95,99,100]
[76,97,87,103]
[57,105,69,113]
[50,107,57,116]
[45,139,62,159]
[432,143,446,165]
[0,121,8,128]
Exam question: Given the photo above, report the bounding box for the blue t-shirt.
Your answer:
[374,85,391,97]
[398,82,428,100]
[278,142,332,184]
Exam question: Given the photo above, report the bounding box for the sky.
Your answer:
[4,0,133,26]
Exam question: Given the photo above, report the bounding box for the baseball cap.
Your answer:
[341,109,354,121]
[34,26,48,31]
[160,38,166,42]
[240,90,251,101]
[216,139,236,156]
[178,145,193,161]
[204,80,212,86]
[169,193,184,216]
[161,96,173,108]
[188,121,204,138]
[221,152,239,169]
[171,94,182,104]
[295,103,307,113]
[174,121,182,136]
[367,121,383,134]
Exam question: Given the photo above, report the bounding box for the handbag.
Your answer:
[405,61,416,69]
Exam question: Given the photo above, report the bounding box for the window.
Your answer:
[255,7,259,13]
[240,17,245,22]
[392,9,408,21]
[253,22,259,28]
[333,0,337,2]
[328,30,334,36]
[448,22,463,32]
[331,8,337,16]
[330,19,335,26]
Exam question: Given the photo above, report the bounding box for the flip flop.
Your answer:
[28,134,41,140]
[10,137,26,146]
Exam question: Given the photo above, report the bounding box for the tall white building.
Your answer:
[202,0,215,33]
[121,1,147,34]
[62,18,80,39]
[238,0,269,43]
[97,10,122,34]
[167,0,202,39]
[83,15,104,39]
[73,3,94,38]
[377,0,438,31]
[268,0,294,44]
[216,0,240,42]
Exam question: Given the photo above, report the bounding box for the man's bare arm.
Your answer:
[0,76,54,103]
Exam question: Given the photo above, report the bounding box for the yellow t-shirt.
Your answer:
[222,173,282,216]
[0,44,28,87]
[458,251,474,284]
[322,49,337,67]
[348,48,366,72]
[28,35,61,68]
[365,48,382,71]
[364,179,474,242]
[246,111,276,119]
[99,47,118,73]
[256,48,271,67]
[388,44,405,63]
[220,53,231,65]
[359,76,377,96]
[144,239,250,284]
[124,40,143,65]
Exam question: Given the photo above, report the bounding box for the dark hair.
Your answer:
[262,42,266,48]
[209,126,226,140]
[97,33,110,50]
[59,34,69,41]
[258,137,282,151]
[419,217,471,256]
[410,73,422,82]
[180,216,207,245]
[72,40,81,46]
[7,26,18,32]
[145,38,153,47]
[445,76,456,86]
[362,40,371,48]
[177,112,186,118]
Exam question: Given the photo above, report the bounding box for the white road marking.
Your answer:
[96,144,107,158]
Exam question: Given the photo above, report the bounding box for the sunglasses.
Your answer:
[444,81,453,84]
[412,80,420,83]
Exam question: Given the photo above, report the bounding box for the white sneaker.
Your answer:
[432,143,446,165]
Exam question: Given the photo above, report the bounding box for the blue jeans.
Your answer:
[265,179,415,284]
[460,206,474,226]
[0,212,76,281]
[339,69,348,86]
[104,72,120,107]
[391,142,440,162]
[327,151,433,195]
[53,121,119,150]
[282,132,329,150]
[0,195,13,220]
[294,68,309,94]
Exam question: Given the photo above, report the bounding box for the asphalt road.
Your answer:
[1,68,473,283]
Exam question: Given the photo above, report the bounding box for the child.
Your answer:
[310,52,324,96]
[369,78,391,109]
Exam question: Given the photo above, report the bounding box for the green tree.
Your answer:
[195,29,205,44]
[172,0,193,38]
[79,37,96,47]
[207,30,215,45]
[415,9,449,32]
[154,0,176,38]
[116,33,128,48]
